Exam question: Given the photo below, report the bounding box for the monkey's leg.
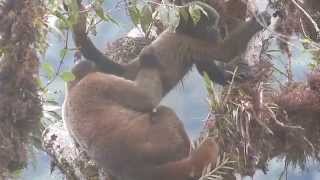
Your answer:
[149,137,219,180]
[126,106,190,165]
[123,106,218,180]
[216,12,270,61]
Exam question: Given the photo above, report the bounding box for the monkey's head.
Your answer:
[176,1,221,41]
[72,60,96,79]
[67,60,96,89]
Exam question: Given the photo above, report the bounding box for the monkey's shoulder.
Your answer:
[153,30,218,47]
[140,30,219,63]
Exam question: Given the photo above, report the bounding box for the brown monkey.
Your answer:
[64,1,271,179]
[72,1,225,85]
[73,1,270,86]
[64,60,219,180]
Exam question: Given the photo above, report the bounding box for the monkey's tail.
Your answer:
[71,0,125,75]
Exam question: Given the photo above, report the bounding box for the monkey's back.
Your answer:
[63,71,191,179]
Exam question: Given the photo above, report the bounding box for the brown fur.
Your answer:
[63,1,271,179]
[123,12,270,95]
[63,60,219,180]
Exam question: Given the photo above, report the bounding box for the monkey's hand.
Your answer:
[254,11,272,29]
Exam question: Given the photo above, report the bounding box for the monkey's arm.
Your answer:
[215,12,271,61]
[87,65,163,111]
[192,12,271,63]
[79,71,159,112]
[72,0,125,75]
[134,66,163,108]
[195,60,227,85]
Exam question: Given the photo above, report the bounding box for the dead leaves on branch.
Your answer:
[206,60,320,178]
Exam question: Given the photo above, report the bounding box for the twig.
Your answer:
[249,1,320,52]
[290,0,320,39]
[222,66,238,106]
[44,31,69,89]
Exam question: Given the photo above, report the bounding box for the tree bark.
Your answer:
[0,0,43,177]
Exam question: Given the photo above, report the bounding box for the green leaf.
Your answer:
[93,0,106,20]
[168,7,180,30]
[128,6,140,26]
[53,10,67,23]
[308,63,316,70]
[140,5,153,33]
[158,6,170,25]
[158,6,180,30]
[59,48,68,59]
[194,3,208,17]
[60,71,76,82]
[95,6,108,21]
[65,0,80,26]
[36,78,45,90]
[188,4,202,25]
[0,48,4,57]
[53,10,69,29]
[90,0,118,25]
[179,8,189,22]
[302,38,312,44]
[42,63,55,79]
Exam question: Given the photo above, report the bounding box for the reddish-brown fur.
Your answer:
[63,61,219,180]
[63,1,271,179]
